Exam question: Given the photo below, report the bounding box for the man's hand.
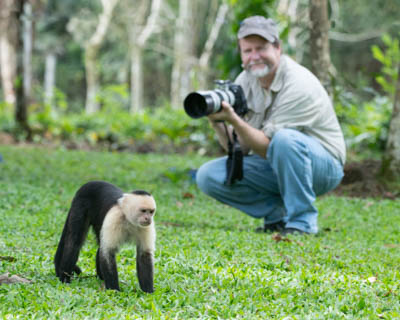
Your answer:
[207,101,238,124]
[208,101,270,158]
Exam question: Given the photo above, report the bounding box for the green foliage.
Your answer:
[227,0,275,28]
[0,145,400,319]
[372,33,400,97]
[0,83,219,153]
[97,84,130,113]
[336,0,399,35]
[334,33,400,153]
[335,92,392,152]
[0,103,220,154]
[0,102,14,132]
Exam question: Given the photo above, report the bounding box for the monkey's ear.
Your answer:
[117,194,128,207]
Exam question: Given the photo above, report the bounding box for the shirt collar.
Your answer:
[269,55,286,92]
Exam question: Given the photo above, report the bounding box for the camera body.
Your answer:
[183,80,248,119]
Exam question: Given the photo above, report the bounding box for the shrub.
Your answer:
[0,103,222,155]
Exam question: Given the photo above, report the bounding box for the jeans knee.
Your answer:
[269,129,301,158]
[195,165,208,193]
[196,163,217,196]
[196,158,227,197]
[272,129,297,146]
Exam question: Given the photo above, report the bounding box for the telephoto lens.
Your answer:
[183,89,235,119]
[183,80,248,119]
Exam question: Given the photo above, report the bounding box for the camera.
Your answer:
[183,80,248,119]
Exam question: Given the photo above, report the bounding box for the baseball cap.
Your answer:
[237,16,279,43]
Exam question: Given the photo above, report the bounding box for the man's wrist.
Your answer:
[229,112,242,128]
[208,118,223,125]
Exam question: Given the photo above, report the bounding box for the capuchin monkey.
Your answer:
[54,181,156,292]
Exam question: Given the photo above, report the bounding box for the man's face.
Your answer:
[239,35,281,78]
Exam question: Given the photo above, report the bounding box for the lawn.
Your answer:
[0,145,399,319]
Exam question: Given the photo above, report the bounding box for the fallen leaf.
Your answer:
[384,244,400,248]
[182,192,194,199]
[176,201,183,208]
[383,192,397,200]
[272,233,292,243]
[295,240,304,247]
[0,273,31,285]
[383,290,392,297]
[363,201,374,209]
[272,233,283,242]
[159,221,184,227]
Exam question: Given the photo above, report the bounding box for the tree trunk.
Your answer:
[44,52,57,107]
[381,64,400,180]
[22,1,33,102]
[84,0,119,114]
[277,0,305,62]
[171,0,225,107]
[129,0,162,113]
[84,46,100,114]
[197,3,228,89]
[130,45,143,113]
[0,0,18,106]
[309,0,332,96]
[14,0,31,139]
[170,0,194,109]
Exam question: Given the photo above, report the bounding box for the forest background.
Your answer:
[0,0,400,196]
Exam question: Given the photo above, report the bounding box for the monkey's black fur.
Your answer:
[54,181,154,292]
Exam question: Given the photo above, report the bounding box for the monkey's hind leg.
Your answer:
[56,211,90,283]
[73,265,82,275]
[55,241,82,279]
[54,222,68,278]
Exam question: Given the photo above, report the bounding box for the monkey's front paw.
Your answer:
[141,285,154,293]
[59,271,72,283]
[104,283,121,291]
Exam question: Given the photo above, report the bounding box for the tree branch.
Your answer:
[137,0,163,47]
[329,30,384,42]
[199,3,228,68]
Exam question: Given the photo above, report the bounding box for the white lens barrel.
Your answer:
[213,89,235,108]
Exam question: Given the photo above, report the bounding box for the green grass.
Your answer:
[0,145,399,319]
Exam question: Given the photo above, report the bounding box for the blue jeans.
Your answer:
[196,129,344,234]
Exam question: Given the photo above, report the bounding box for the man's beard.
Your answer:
[244,62,270,78]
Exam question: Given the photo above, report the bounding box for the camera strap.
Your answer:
[223,123,244,185]
[223,122,233,151]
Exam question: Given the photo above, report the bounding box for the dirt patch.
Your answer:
[0,132,15,144]
[332,159,399,199]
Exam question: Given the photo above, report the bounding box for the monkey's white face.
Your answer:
[118,194,156,227]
